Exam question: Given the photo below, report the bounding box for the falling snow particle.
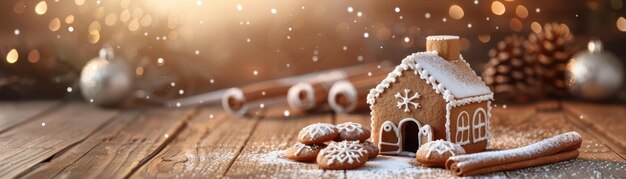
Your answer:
[253,70,259,76]
[342,46,348,51]
[357,11,363,17]
[14,29,20,36]
[259,103,265,108]
[176,102,181,107]
[347,7,353,13]
[196,0,202,6]
[246,38,251,43]
[394,7,400,13]
[312,56,318,62]
[68,26,74,32]
[283,110,290,117]
[262,91,266,96]
[170,82,176,87]
[288,27,292,31]
[425,13,431,19]
[404,37,410,43]
[368,72,372,76]
[210,114,214,118]
[41,122,46,127]
[164,134,169,138]
[157,58,165,66]
[271,8,277,14]
[474,0,479,4]
[210,79,215,84]
[179,89,184,95]
[363,32,369,38]
[503,104,508,109]
[442,18,447,22]
[195,50,200,55]
[286,63,290,68]
[357,55,364,62]
[67,87,73,93]
[468,23,473,28]
[536,8,541,13]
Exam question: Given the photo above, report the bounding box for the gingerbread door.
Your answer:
[399,119,422,153]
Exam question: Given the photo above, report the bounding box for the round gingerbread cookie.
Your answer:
[334,122,371,142]
[316,141,368,170]
[284,142,325,163]
[415,140,466,168]
[298,123,338,144]
[361,140,379,159]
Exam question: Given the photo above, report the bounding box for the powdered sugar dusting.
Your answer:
[423,140,464,158]
[414,54,491,99]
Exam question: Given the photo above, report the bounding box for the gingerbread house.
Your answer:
[366,36,493,155]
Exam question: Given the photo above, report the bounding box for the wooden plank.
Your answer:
[0,101,60,133]
[0,103,118,178]
[132,107,258,178]
[224,110,334,178]
[562,102,626,159]
[22,108,195,179]
[490,104,626,178]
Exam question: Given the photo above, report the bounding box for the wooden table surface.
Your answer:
[0,101,625,178]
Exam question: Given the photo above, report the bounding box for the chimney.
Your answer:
[426,35,460,61]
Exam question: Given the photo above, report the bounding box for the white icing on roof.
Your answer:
[426,35,460,41]
[366,51,493,105]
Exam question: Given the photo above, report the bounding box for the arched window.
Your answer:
[455,111,470,145]
[472,108,488,142]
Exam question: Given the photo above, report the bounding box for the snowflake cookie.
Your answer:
[298,123,338,144]
[316,141,368,170]
[415,140,466,168]
[334,122,371,142]
[285,142,325,163]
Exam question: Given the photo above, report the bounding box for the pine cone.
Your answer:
[482,35,540,102]
[525,23,575,97]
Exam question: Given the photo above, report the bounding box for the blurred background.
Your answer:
[1,0,625,104]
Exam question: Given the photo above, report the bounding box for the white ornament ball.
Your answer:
[565,40,624,100]
[80,53,133,106]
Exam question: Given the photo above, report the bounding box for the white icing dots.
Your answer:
[336,122,364,134]
[298,123,335,140]
[320,141,367,165]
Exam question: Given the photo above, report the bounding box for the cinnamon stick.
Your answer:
[222,63,388,116]
[286,63,392,111]
[445,132,582,176]
[459,150,579,176]
[328,71,389,113]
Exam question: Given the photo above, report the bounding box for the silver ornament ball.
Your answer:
[80,47,133,106]
[565,40,624,100]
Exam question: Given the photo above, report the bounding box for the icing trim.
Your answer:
[472,107,488,143]
[366,52,493,105]
[377,118,423,156]
[418,124,433,146]
[287,83,315,110]
[328,80,358,114]
[455,111,471,145]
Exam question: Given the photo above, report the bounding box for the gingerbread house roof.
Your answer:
[366,51,493,107]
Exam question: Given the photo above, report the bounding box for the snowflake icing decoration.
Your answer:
[395,89,421,112]
[321,141,366,165]
[298,123,335,140]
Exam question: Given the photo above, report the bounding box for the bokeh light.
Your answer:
[449,5,464,20]
[6,49,19,64]
[35,1,48,15]
[491,1,506,15]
